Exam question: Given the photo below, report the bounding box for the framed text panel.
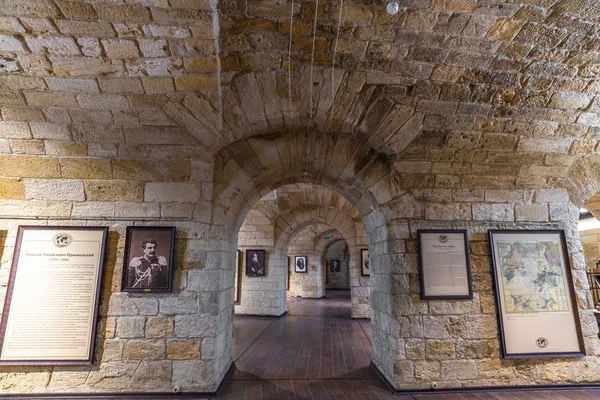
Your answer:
[418,229,472,300]
[0,226,108,365]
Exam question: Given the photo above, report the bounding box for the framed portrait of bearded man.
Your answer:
[122,226,176,293]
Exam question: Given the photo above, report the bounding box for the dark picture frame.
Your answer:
[122,226,175,293]
[330,259,340,272]
[417,229,472,300]
[489,229,585,359]
[0,226,108,365]
[360,249,370,276]
[246,249,266,277]
[295,255,307,273]
[234,250,242,304]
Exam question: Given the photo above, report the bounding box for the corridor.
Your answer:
[217,291,600,400]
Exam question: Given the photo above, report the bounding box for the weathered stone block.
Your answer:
[30,122,71,140]
[114,201,160,218]
[59,157,112,179]
[101,39,140,59]
[146,316,174,338]
[55,20,115,37]
[472,203,514,221]
[515,203,548,222]
[113,159,190,182]
[0,177,25,199]
[426,340,456,360]
[45,77,99,93]
[116,316,146,338]
[0,121,31,139]
[24,178,84,201]
[145,182,201,203]
[123,339,165,360]
[85,180,144,201]
[167,339,201,360]
[0,155,60,178]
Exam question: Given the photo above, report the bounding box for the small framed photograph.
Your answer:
[295,255,307,273]
[122,226,175,292]
[360,249,370,276]
[418,229,472,300]
[330,259,340,272]
[489,230,584,358]
[246,249,266,277]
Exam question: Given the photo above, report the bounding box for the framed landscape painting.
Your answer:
[489,230,584,359]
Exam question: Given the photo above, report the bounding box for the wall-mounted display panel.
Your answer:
[0,226,108,365]
[418,229,472,300]
[489,230,585,358]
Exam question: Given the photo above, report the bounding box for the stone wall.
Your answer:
[581,227,600,270]
[288,229,325,298]
[0,158,221,393]
[235,209,286,316]
[325,240,348,289]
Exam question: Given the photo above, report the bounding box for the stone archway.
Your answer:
[209,130,398,388]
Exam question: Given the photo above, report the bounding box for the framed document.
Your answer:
[246,249,266,277]
[418,230,472,300]
[122,226,175,293]
[295,255,307,273]
[360,249,370,276]
[0,226,108,365]
[489,230,585,358]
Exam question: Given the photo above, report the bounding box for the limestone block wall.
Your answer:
[0,157,223,393]
[235,210,285,316]
[288,235,324,298]
[581,227,600,270]
[387,179,600,389]
[352,222,370,318]
[325,240,349,289]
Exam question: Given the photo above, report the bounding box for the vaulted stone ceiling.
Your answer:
[252,184,361,221]
[1,0,600,181]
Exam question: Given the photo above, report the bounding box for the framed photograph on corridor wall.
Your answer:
[295,255,307,273]
[489,230,584,358]
[330,259,340,272]
[122,226,175,293]
[360,249,370,276]
[246,249,266,277]
[418,229,472,300]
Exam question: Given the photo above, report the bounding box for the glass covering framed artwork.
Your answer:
[295,255,307,273]
[0,226,108,365]
[418,229,472,300]
[489,230,584,359]
[360,249,370,276]
[122,226,175,293]
[246,249,266,277]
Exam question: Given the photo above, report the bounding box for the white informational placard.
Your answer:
[489,230,584,358]
[418,230,472,299]
[0,226,107,364]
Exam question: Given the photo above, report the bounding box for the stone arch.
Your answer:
[210,131,397,387]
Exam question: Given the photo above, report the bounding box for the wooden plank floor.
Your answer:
[218,291,600,400]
